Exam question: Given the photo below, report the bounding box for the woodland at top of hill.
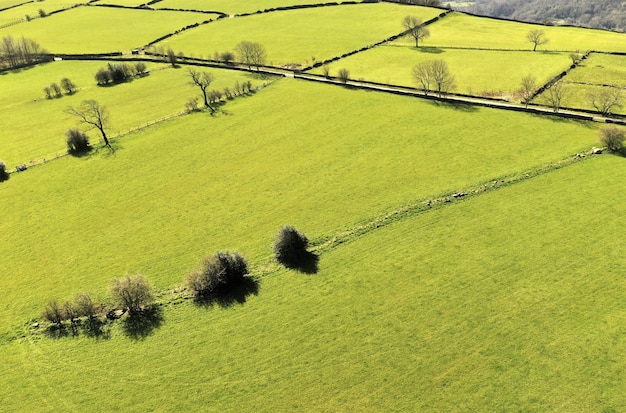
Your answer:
[460,0,626,33]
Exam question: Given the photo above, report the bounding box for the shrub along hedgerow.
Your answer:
[187,251,249,299]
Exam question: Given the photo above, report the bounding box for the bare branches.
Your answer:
[589,88,623,117]
[403,16,430,47]
[527,29,549,51]
[188,68,215,112]
[65,100,111,147]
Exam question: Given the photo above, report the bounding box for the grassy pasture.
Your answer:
[97,0,147,6]
[159,3,444,66]
[0,6,211,53]
[392,12,626,52]
[155,0,332,14]
[566,53,626,87]
[310,45,571,97]
[0,1,77,24]
[0,61,262,167]
[537,83,626,116]
[0,79,600,338]
[2,154,626,411]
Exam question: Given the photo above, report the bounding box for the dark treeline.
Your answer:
[462,0,625,32]
[0,35,47,70]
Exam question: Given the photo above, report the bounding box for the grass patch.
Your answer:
[160,3,444,66]
[2,155,626,411]
[538,82,626,116]
[566,52,626,87]
[0,0,79,24]
[0,5,211,53]
[0,61,263,167]
[310,45,571,97]
[392,12,626,52]
[0,78,599,337]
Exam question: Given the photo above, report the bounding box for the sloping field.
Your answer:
[160,3,443,66]
[0,79,599,338]
[310,45,571,96]
[0,0,28,10]
[0,6,212,53]
[0,0,77,24]
[156,0,329,14]
[392,12,626,52]
[0,61,262,167]
[566,53,626,87]
[542,83,626,116]
[2,152,625,411]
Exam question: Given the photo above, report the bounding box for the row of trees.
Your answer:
[412,60,455,96]
[41,226,315,332]
[95,62,147,86]
[44,78,76,99]
[0,35,46,70]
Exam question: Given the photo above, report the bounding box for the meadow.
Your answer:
[0,60,263,167]
[160,3,443,66]
[392,11,626,52]
[311,45,572,97]
[0,0,29,10]
[2,1,626,410]
[0,5,211,53]
[565,52,626,87]
[538,83,626,116]
[0,0,76,24]
[0,78,600,338]
[1,148,625,412]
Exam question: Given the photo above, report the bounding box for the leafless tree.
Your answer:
[527,29,549,51]
[545,80,567,112]
[589,87,623,116]
[403,16,430,47]
[337,68,350,83]
[520,75,537,107]
[236,41,266,70]
[188,69,215,112]
[413,60,454,96]
[65,100,111,147]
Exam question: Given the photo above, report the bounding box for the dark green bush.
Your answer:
[65,129,90,154]
[274,226,309,266]
[187,251,249,298]
[599,126,625,152]
[0,160,8,182]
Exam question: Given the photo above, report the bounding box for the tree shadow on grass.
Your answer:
[280,251,319,274]
[419,47,444,54]
[432,100,478,112]
[82,317,111,340]
[121,305,164,341]
[194,276,260,309]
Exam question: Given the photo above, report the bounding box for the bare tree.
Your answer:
[188,69,215,112]
[545,80,567,112]
[413,60,454,96]
[337,68,350,83]
[430,60,455,97]
[520,75,537,107]
[110,274,154,315]
[65,100,111,148]
[403,16,430,47]
[236,41,266,70]
[527,29,549,51]
[589,88,623,116]
[60,78,76,95]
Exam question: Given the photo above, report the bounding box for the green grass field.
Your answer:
[2,149,625,411]
[538,83,626,116]
[0,61,262,167]
[0,78,600,338]
[0,1,77,24]
[310,45,571,97]
[160,3,443,66]
[0,0,29,10]
[3,2,626,411]
[566,52,626,87]
[392,12,626,52]
[0,6,211,53]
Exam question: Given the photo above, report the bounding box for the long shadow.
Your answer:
[194,276,260,309]
[68,147,93,158]
[121,305,164,340]
[432,100,478,113]
[418,47,444,54]
[44,323,70,339]
[280,250,320,274]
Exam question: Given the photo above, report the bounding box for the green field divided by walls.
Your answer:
[0,5,213,53]
[0,61,263,168]
[392,11,626,52]
[0,78,599,338]
[310,45,572,97]
[160,3,443,67]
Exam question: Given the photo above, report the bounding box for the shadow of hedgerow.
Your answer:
[121,305,164,341]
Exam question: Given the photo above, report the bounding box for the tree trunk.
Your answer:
[99,127,110,147]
